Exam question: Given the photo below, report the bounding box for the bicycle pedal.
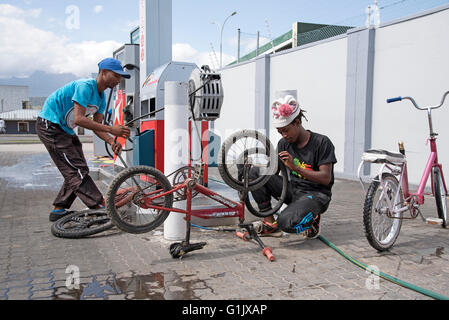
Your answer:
[426,217,443,225]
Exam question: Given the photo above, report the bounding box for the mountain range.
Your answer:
[0,71,80,97]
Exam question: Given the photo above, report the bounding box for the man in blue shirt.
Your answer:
[37,58,131,221]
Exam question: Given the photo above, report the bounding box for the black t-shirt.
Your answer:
[277,131,337,197]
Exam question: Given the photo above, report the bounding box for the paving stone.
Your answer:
[1,145,449,301]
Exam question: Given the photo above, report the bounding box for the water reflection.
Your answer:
[52,271,213,300]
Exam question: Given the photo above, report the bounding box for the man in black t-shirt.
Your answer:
[250,94,337,239]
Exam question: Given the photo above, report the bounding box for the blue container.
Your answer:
[133,130,155,167]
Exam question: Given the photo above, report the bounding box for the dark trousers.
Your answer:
[36,117,104,209]
[249,167,330,234]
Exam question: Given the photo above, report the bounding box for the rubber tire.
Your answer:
[51,209,113,239]
[105,166,173,234]
[218,130,277,192]
[363,173,403,251]
[433,167,448,228]
[243,160,289,218]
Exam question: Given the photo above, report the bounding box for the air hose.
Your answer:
[204,176,449,300]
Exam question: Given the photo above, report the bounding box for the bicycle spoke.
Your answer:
[114,172,168,228]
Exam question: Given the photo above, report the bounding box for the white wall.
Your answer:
[213,61,256,139]
[372,8,449,186]
[0,85,29,112]
[269,38,348,174]
[214,5,449,184]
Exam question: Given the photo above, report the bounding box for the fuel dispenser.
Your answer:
[139,61,210,175]
[112,44,140,167]
[93,43,140,168]
[96,0,222,186]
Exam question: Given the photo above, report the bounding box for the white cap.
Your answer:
[271,94,301,128]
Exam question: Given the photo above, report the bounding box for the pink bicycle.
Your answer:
[358,91,449,251]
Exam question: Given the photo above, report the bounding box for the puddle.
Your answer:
[52,271,213,300]
[0,153,62,190]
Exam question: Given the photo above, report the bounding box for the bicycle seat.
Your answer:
[362,149,405,164]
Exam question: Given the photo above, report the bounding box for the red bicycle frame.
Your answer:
[112,155,275,261]
[141,179,245,222]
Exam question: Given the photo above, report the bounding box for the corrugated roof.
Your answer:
[0,109,40,121]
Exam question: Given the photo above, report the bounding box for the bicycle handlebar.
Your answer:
[387,90,449,111]
[387,97,402,104]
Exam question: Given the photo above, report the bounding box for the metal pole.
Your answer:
[256,31,260,57]
[237,28,241,63]
[220,11,237,68]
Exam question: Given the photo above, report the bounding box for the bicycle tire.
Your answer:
[105,166,173,234]
[432,167,448,228]
[363,173,403,251]
[218,130,277,192]
[243,160,289,218]
[51,209,113,239]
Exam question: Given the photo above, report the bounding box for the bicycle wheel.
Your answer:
[105,166,174,234]
[363,173,403,251]
[218,130,278,192]
[51,209,113,239]
[243,160,289,218]
[432,167,448,228]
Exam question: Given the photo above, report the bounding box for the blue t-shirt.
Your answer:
[39,79,106,135]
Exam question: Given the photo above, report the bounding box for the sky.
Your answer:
[1,0,449,79]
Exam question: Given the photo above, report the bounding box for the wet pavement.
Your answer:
[0,143,448,303]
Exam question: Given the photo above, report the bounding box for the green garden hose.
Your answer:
[208,176,449,300]
[318,236,449,300]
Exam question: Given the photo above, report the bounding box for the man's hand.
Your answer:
[279,151,296,171]
[111,141,123,155]
[110,124,130,139]
[279,150,333,186]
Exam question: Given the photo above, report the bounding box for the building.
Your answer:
[128,22,353,67]
[0,85,30,113]
[230,22,353,65]
[0,109,39,134]
[215,4,449,186]
[29,97,47,109]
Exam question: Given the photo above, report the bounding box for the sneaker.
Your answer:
[253,220,282,237]
[49,209,70,222]
[306,215,321,239]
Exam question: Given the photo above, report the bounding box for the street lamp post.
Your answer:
[215,11,237,69]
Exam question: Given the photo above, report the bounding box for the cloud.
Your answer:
[93,5,103,14]
[173,43,235,70]
[0,4,42,18]
[0,4,121,78]
[0,4,235,79]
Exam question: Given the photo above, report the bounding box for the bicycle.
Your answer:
[51,209,113,239]
[51,66,217,240]
[358,91,449,251]
[105,129,288,261]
